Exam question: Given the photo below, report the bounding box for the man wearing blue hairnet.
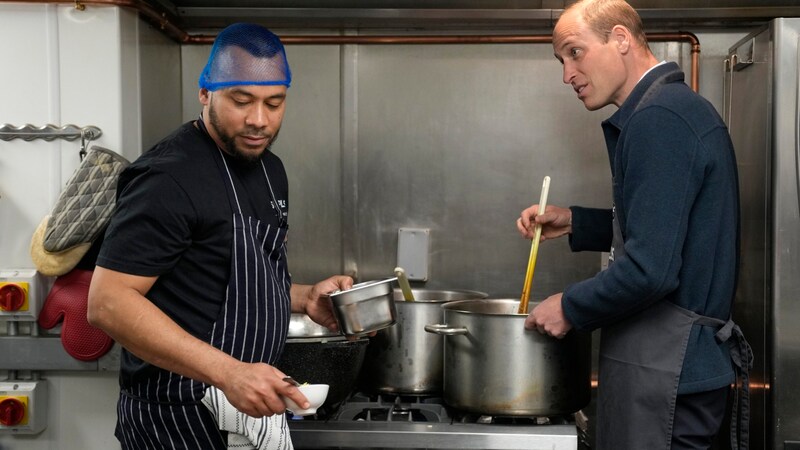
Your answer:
[88,23,352,449]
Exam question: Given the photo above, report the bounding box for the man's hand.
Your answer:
[218,362,308,418]
[524,292,573,339]
[517,204,573,241]
[294,276,353,333]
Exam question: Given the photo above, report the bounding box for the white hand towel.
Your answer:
[202,386,295,450]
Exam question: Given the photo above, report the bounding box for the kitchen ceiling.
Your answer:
[144,0,800,32]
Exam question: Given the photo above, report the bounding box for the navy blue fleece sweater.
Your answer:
[563,62,739,394]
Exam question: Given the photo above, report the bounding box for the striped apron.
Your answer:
[115,121,293,449]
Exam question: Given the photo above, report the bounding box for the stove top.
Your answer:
[287,392,588,450]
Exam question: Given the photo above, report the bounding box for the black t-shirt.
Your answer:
[97,121,289,378]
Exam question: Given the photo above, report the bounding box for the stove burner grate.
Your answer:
[457,412,575,425]
[334,392,450,423]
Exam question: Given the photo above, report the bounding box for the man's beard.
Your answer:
[208,101,280,166]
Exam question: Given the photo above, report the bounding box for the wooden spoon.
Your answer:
[518,176,551,314]
[394,267,415,301]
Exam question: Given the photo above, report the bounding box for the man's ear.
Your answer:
[199,88,211,106]
[610,24,631,54]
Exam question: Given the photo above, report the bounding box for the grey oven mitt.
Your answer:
[43,146,129,253]
[30,146,129,276]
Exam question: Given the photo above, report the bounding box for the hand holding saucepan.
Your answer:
[524,292,573,339]
[304,275,353,334]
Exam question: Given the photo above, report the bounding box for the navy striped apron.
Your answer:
[115,121,292,449]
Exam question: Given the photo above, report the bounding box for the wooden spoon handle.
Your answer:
[519,176,551,314]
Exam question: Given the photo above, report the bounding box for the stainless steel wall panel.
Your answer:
[352,42,611,296]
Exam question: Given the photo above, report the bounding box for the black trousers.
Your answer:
[671,386,729,450]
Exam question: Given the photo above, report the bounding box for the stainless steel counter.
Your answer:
[289,420,578,449]
[286,392,582,450]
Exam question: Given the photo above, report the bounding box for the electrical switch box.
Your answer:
[397,228,430,281]
[0,381,47,434]
[0,270,49,321]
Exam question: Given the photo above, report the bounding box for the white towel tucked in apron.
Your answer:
[202,386,294,450]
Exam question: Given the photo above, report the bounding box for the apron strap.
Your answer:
[674,305,754,450]
[195,116,243,215]
[716,319,754,450]
[697,316,753,450]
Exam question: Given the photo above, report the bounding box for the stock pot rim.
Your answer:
[441,298,529,316]
[391,288,489,303]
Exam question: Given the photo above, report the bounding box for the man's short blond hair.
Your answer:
[566,0,650,51]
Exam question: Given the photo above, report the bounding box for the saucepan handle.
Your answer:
[424,324,468,336]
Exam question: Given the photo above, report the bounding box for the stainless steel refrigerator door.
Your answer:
[769,17,800,450]
[725,17,800,450]
[725,23,771,450]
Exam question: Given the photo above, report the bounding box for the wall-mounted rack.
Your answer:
[0,124,102,142]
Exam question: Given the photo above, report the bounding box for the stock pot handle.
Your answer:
[424,324,468,336]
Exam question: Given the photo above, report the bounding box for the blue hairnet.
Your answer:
[199,23,291,91]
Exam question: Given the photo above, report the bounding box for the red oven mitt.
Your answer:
[37,269,114,361]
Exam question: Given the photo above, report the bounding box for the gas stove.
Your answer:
[287,392,588,450]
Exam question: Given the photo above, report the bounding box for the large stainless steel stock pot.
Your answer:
[360,288,488,394]
[425,299,591,416]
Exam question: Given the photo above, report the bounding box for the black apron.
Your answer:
[115,121,292,449]
[595,207,753,450]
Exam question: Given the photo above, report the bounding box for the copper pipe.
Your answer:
[3,0,701,91]
[648,32,701,91]
[591,379,770,390]
[232,35,554,45]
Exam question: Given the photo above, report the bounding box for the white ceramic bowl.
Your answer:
[282,384,329,416]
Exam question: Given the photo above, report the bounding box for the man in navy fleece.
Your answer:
[516,1,750,449]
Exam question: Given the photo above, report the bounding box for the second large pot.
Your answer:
[359,288,487,394]
[425,299,591,416]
